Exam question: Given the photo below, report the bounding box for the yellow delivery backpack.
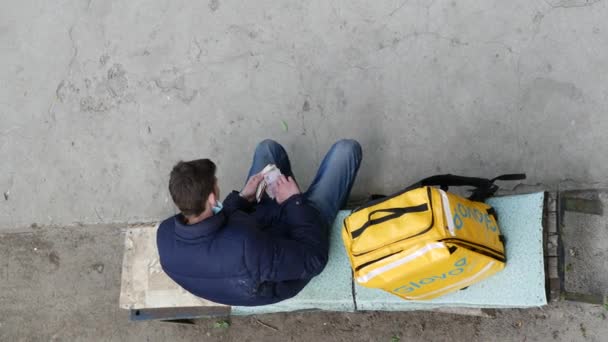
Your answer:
[342,174,526,300]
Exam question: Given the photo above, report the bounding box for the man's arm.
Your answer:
[223,191,254,214]
[245,194,329,281]
[222,172,264,213]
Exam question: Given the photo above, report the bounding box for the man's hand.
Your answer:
[240,172,264,202]
[274,175,301,204]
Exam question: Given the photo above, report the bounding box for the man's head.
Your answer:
[169,159,219,218]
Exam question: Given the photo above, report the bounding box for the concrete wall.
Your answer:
[2,0,608,230]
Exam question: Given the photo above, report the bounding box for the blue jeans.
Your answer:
[247,139,362,226]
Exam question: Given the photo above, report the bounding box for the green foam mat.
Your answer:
[233,192,546,314]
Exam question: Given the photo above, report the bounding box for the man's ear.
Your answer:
[206,191,217,210]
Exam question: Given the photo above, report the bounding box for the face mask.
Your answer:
[212,200,223,214]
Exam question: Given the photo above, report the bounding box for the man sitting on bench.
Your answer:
[157,139,362,306]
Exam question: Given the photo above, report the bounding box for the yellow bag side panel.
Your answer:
[396,251,504,300]
[354,241,451,290]
[363,245,504,300]
[440,191,504,254]
[346,230,446,271]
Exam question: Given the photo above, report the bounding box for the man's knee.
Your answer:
[256,139,282,153]
[331,139,362,160]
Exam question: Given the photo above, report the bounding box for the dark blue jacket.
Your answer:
[157,191,328,306]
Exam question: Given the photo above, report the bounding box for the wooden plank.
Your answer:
[545,191,557,213]
[547,256,559,279]
[544,194,561,303]
[545,212,557,235]
[119,226,227,312]
[130,306,230,321]
[427,307,494,318]
[547,278,561,302]
[545,234,558,257]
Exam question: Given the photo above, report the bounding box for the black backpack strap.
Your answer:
[491,174,527,182]
[410,173,526,201]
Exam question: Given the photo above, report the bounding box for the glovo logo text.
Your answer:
[393,257,468,294]
[453,203,497,232]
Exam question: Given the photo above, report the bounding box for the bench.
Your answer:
[119,192,547,321]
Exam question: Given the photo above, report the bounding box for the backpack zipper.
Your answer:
[439,238,505,260]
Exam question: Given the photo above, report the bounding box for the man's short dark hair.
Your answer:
[169,159,216,216]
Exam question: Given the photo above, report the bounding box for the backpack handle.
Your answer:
[351,203,429,239]
[410,173,526,201]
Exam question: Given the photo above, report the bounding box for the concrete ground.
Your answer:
[1,225,607,342]
[2,0,608,341]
